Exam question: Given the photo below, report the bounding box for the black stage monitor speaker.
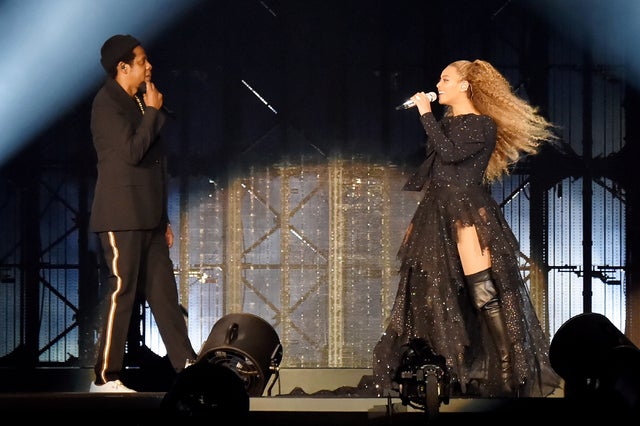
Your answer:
[162,361,249,419]
[549,312,640,415]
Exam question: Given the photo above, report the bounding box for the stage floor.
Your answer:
[0,367,622,425]
[0,391,611,426]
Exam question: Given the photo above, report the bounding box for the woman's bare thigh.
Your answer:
[456,224,491,275]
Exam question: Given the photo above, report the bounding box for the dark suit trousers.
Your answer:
[94,228,196,384]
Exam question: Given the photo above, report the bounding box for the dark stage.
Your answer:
[0,389,624,426]
[0,367,632,425]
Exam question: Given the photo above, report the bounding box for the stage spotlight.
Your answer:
[162,313,282,418]
[196,313,283,397]
[549,312,640,415]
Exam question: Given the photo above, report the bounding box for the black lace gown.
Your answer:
[372,112,561,398]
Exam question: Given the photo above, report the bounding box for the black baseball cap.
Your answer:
[100,34,141,73]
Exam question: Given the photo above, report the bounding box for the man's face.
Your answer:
[129,45,152,87]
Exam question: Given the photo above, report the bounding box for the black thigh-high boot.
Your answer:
[466,268,515,396]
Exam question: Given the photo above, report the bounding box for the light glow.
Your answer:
[0,0,200,166]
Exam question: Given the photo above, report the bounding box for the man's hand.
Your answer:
[165,223,174,248]
[143,81,164,111]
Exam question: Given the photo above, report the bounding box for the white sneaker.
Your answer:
[89,380,136,393]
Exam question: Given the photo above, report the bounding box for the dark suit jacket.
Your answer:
[89,78,169,232]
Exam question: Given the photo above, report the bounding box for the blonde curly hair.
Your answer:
[446,59,558,183]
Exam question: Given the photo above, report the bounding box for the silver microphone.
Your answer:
[395,92,438,110]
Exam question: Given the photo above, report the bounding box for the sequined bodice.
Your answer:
[420,113,497,188]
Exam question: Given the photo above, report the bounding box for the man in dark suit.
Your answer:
[89,34,197,392]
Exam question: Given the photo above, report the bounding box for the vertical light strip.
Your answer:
[328,158,344,367]
[226,179,244,313]
[279,165,292,366]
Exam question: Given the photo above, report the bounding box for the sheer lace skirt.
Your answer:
[372,181,561,398]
